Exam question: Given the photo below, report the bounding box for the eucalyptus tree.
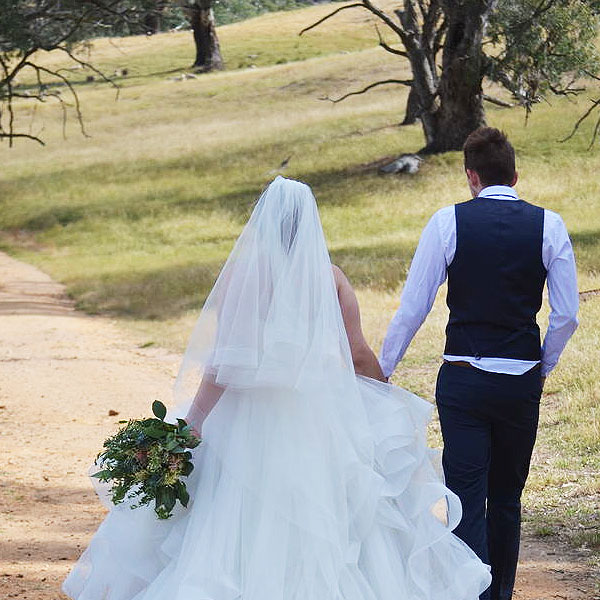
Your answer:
[302,0,600,153]
[183,0,224,70]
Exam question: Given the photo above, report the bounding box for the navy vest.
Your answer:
[444,197,547,361]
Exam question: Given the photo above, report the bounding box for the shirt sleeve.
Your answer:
[541,211,579,376]
[379,210,450,378]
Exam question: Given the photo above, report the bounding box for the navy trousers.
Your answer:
[435,362,542,600]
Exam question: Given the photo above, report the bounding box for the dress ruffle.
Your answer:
[63,377,491,600]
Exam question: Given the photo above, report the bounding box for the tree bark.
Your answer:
[401,85,421,125]
[418,0,494,153]
[305,0,496,154]
[144,12,162,34]
[189,0,224,71]
[392,0,493,153]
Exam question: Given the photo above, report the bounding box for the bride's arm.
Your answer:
[184,372,225,433]
[332,265,386,382]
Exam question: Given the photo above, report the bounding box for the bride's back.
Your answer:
[175,177,358,402]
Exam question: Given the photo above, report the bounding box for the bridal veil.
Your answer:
[174,175,353,398]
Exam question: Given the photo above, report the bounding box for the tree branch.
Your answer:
[560,97,600,146]
[0,132,45,146]
[375,25,408,57]
[483,94,514,108]
[321,79,413,103]
[0,0,162,145]
[22,61,90,138]
[362,0,406,39]
[55,45,120,100]
[298,4,366,36]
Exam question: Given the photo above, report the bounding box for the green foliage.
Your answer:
[488,0,600,106]
[92,400,201,519]
[212,0,318,25]
[0,1,154,52]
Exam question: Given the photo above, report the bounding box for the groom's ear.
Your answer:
[510,171,518,187]
[466,168,482,190]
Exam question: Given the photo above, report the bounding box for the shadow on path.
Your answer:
[0,253,74,316]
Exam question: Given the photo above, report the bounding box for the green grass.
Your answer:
[1,0,599,567]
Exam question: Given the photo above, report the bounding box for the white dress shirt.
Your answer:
[379,186,579,378]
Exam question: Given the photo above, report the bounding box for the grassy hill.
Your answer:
[1,0,599,567]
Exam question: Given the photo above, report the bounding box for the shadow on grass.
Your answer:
[70,259,225,320]
[66,236,414,321]
[330,238,415,290]
[0,142,407,232]
[1,154,420,320]
[571,229,600,248]
[570,229,600,274]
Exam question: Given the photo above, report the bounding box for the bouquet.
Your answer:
[92,400,201,519]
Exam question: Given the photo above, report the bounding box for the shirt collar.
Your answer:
[477,185,519,201]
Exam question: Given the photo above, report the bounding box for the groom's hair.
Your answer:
[463,127,516,186]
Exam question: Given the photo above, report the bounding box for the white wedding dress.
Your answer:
[63,177,491,600]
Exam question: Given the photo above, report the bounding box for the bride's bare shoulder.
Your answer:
[331,264,350,289]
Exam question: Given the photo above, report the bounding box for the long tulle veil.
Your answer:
[174,175,353,403]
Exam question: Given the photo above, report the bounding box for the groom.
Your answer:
[380,127,579,600]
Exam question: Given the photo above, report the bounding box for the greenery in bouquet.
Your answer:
[92,400,201,519]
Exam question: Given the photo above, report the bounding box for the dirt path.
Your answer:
[0,251,595,600]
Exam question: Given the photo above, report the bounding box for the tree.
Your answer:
[139,1,224,72]
[301,0,600,154]
[0,0,160,145]
[183,0,224,70]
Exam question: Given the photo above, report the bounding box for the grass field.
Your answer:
[1,0,599,569]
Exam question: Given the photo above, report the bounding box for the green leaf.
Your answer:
[155,504,170,519]
[91,469,111,480]
[165,439,180,451]
[181,461,194,477]
[176,481,190,507]
[143,425,166,439]
[187,436,201,449]
[155,486,177,517]
[152,400,167,421]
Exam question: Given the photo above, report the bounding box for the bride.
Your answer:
[63,176,491,600]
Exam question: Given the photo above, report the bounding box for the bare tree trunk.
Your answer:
[393,3,442,147]
[189,0,224,71]
[144,13,161,34]
[401,85,421,125]
[303,0,496,154]
[143,0,167,34]
[418,0,493,153]
[395,0,492,153]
